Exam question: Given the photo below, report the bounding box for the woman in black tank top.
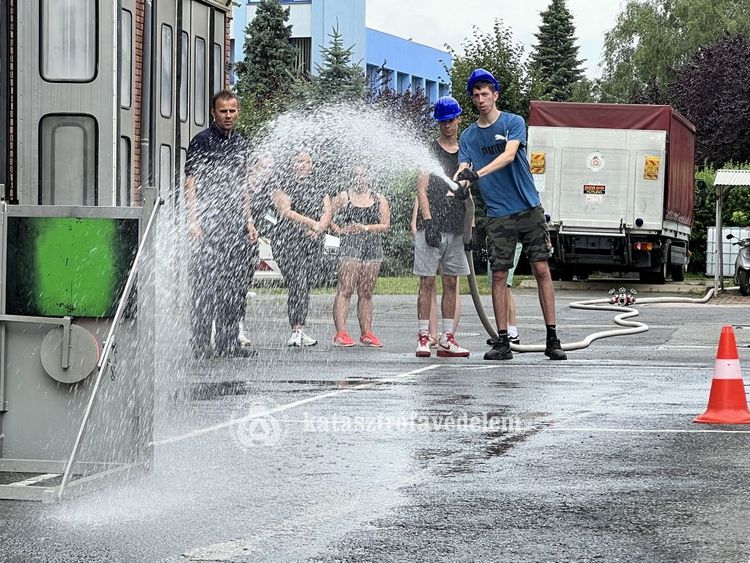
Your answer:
[330,166,390,348]
[270,150,334,347]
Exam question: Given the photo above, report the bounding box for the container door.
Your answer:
[16,0,117,205]
[154,1,178,206]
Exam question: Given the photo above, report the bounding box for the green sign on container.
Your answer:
[7,216,139,317]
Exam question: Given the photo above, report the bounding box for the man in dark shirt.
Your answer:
[184,90,256,358]
[414,96,471,358]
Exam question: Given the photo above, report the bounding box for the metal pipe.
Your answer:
[0,201,7,423]
[58,198,162,501]
[715,185,722,295]
[139,0,154,193]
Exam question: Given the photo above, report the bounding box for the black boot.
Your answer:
[545,336,567,360]
[484,335,513,361]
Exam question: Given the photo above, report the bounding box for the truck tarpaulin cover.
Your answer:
[529,101,696,227]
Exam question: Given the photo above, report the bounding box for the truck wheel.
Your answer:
[670,265,685,282]
[560,268,574,282]
[739,270,750,296]
[640,263,667,284]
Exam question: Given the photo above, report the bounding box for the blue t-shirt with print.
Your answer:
[458,112,540,218]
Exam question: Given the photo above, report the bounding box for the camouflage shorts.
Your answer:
[486,206,552,272]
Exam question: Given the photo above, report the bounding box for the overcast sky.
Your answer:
[365,0,625,79]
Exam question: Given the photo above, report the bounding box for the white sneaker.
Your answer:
[437,333,470,358]
[416,333,431,357]
[299,331,318,347]
[287,331,302,347]
[238,321,252,347]
[287,330,318,347]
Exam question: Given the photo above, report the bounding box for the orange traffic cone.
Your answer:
[694,325,750,424]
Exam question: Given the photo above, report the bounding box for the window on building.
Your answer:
[397,72,409,94]
[41,0,97,82]
[180,32,189,123]
[411,76,424,95]
[40,115,97,205]
[290,38,311,76]
[194,37,206,126]
[120,9,132,108]
[229,38,236,84]
[159,145,172,197]
[425,80,437,104]
[161,24,173,118]
[212,43,223,94]
[119,137,131,206]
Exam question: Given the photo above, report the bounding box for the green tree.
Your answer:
[293,23,367,105]
[690,163,750,273]
[669,36,750,167]
[234,0,297,138]
[369,63,433,142]
[447,20,529,123]
[528,0,585,101]
[600,0,750,103]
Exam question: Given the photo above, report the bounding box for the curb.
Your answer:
[517,279,713,295]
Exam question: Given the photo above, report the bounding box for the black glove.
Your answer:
[464,239,473,253]
[457,168,480,185]
[423,219,442,248]
[454,182,471,201]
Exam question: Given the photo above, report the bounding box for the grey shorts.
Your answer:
[413,231,470,277]
[338,235,384,263]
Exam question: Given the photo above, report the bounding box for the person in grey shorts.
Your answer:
[330,165,390,348]
[414,96,472,358]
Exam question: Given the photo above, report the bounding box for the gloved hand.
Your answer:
[454,182,471,201]
[423,219,442,248]
[457,168,480,185]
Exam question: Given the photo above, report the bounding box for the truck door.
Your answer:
[529,127,666,231]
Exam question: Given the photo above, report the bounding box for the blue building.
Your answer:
[231,0,451,103]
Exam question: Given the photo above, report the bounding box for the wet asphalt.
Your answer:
[2,284,750,563]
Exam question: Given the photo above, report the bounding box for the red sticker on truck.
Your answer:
[583,184,606,194]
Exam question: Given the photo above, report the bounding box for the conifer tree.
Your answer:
[316,24,366,100]
[528,0,585,101]
[234,0,296,100]
[295,23,366,104]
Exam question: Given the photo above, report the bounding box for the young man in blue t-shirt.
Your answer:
[455,68,567,361]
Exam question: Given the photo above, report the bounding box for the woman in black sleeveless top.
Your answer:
[270,150,333,347]
[330,166,390,348]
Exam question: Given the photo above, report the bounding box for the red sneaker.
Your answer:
[333,331,356,347]
[359,332,383,348]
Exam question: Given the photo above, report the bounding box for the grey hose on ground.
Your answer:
[463,239,717,353]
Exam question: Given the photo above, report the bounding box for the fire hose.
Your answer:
[459,193,718,354]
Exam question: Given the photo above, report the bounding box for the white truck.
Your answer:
[527,102,696,283]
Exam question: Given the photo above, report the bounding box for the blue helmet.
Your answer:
[466,68,499,95]
[433,96,462,121]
